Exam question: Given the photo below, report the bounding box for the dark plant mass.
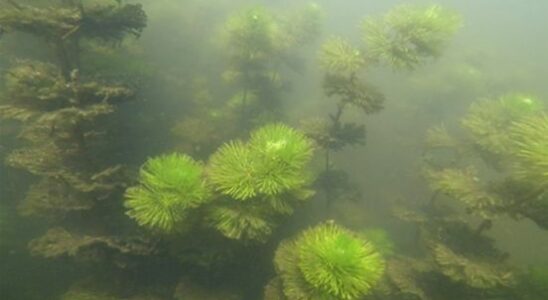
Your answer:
[0,1,547,300]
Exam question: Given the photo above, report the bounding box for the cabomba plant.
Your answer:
[0,0,149,264]
[171,4,323,158]
[268,221,385,300]
[376,94,546,300]
[207,123,315,241]
[124,153,211,233]
[362,4,462,70]
[303,4,461,208]
[220,4,323,127]
[125,123,315,242]
[423,93,548,229]
[386,202,516,299]
[0,0,146,76]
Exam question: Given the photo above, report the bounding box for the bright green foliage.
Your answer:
[319,37,365,74]
[362,5,462,70]
[207,123,314,242]
[248,123,314,195]
[208,123,314,200]
[462,94,544,155]
[125,153,211,233]
[511,114,548,189]
[274,222,385,300]
[208,205,273,242]
[208,141,257,200]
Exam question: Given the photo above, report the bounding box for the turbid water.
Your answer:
[1,1,548,299]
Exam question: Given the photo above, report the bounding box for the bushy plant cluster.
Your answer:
[271,222,385,300]
[125,123,315,242]
[424,93,548,228]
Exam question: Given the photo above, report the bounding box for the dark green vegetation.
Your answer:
[0,1,547,300]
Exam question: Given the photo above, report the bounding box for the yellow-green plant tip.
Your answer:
[124,153,210,233]
[249,123,314,196]
[511,113,548,189]
[275,222,385,300]
[297,223,385,299]
[208,141,258,200]
[208,124,314,200]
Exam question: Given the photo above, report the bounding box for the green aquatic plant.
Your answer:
[223,6,278,64]
[425,124,459,149]
[319,37,365,74]
[362,4,462,70]
[208,141,257,200]
[207,204,273,242]
[281,2,324,47]
[206,124,314,242]
[248,123,314,195]
[0,1,146,74]
[511,113,548,189]
[124,153,211,233]
[323,73,385,115]
[208,123,313,200]
[425,167,502,219]
[274,222,385,300]
[432,243,514,289]
[422,93,548,230]
[219,4,322,129]
[462,94,544,155]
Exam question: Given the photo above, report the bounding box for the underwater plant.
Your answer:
[208,123,314,200]
[362,4,462,70]
[462,94,544,156]
[223,6,278,65]
[126,123,314,242]
[281,3,324,48]
[273,221,385,300]
[124,153,211,233]
[207,123,315,242]
[306,4,460,214]
[207,204,274,242]
[422,93,548,229]
[0,0,147,75]
[386,204,516,299]
[425,167,502,219]
[218,4,323,129]
[511,113,548,190]
[0,2,153,287]
[319,37,366,74]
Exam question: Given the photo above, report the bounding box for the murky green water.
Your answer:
[1,1,548,299]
